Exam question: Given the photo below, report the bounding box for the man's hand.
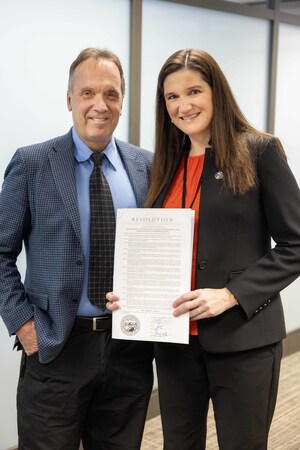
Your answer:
[16,319,38,356]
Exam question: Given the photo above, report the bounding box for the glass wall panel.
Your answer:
[280,0,300,15]
[0,1,130,448]
[0,0,130,162]
[221,0,269,8]
[275,23,300,332]
[140,0,270,151]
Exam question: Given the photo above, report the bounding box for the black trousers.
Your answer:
[155,337,282,450]
[17,326,154,450]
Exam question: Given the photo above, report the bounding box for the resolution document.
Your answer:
[112,208,194,344]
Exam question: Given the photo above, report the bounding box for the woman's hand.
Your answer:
[173,288,238,320]
[106,292,121,311]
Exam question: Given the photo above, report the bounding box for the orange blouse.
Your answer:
[163,154,205,335]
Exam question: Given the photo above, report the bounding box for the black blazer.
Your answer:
[153,138,300,353]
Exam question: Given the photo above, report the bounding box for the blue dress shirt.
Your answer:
[72,128,137,316]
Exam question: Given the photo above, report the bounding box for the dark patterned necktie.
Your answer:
[88,152,115,309]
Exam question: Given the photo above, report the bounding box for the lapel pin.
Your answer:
[214,171,224,180]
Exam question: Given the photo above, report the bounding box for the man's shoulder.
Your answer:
[17,131,72,158]
[115,138,153,162]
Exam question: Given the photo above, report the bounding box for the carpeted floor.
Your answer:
[141,351,300,449]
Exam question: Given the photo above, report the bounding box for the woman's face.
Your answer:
[163,68,213,144]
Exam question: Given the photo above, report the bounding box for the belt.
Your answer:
[75,315,112,331]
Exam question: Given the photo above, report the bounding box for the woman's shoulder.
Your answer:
[245,132,285,160]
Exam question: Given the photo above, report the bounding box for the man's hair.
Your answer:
[68,47,125,97]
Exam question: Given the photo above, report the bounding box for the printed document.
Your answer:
[112,208,194,344]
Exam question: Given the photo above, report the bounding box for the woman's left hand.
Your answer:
[173,288,238,320]
[106,292,121,311]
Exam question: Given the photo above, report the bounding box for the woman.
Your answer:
[107,49,300,449]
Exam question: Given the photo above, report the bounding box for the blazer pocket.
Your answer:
[26,291,49,311]
[228,270,244,282]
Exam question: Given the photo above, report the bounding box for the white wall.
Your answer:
[0,1,130,448]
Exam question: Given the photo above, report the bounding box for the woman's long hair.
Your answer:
[145,49,285,206]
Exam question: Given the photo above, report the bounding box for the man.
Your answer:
[0,48,153,450]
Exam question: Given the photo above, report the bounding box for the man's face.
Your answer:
[67,58,123,152]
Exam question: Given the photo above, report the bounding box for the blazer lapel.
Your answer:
[48,131,83,246]
[116,140,149,207]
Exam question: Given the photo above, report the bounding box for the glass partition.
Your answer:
[221,0,270,8]
[280,0,300,15]
[0,1,130,448]
[140,0,270,151]
[275,22,300,332]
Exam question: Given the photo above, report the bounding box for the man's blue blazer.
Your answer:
[0,130,152,363]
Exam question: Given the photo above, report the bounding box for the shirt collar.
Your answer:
[72,127,117,170]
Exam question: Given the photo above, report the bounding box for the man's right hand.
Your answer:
[16,319,38,356]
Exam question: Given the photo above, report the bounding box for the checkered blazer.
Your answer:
[0,130,152,363]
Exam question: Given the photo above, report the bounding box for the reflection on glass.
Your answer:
[220,0,269,8]
[280,0,300,16]
[222,0,300,14]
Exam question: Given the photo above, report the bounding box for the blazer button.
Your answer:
[76,260,82,266]
[72,299,78,303]
[198,260,206,270]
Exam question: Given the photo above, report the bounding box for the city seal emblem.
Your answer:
[120,315,140,336]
